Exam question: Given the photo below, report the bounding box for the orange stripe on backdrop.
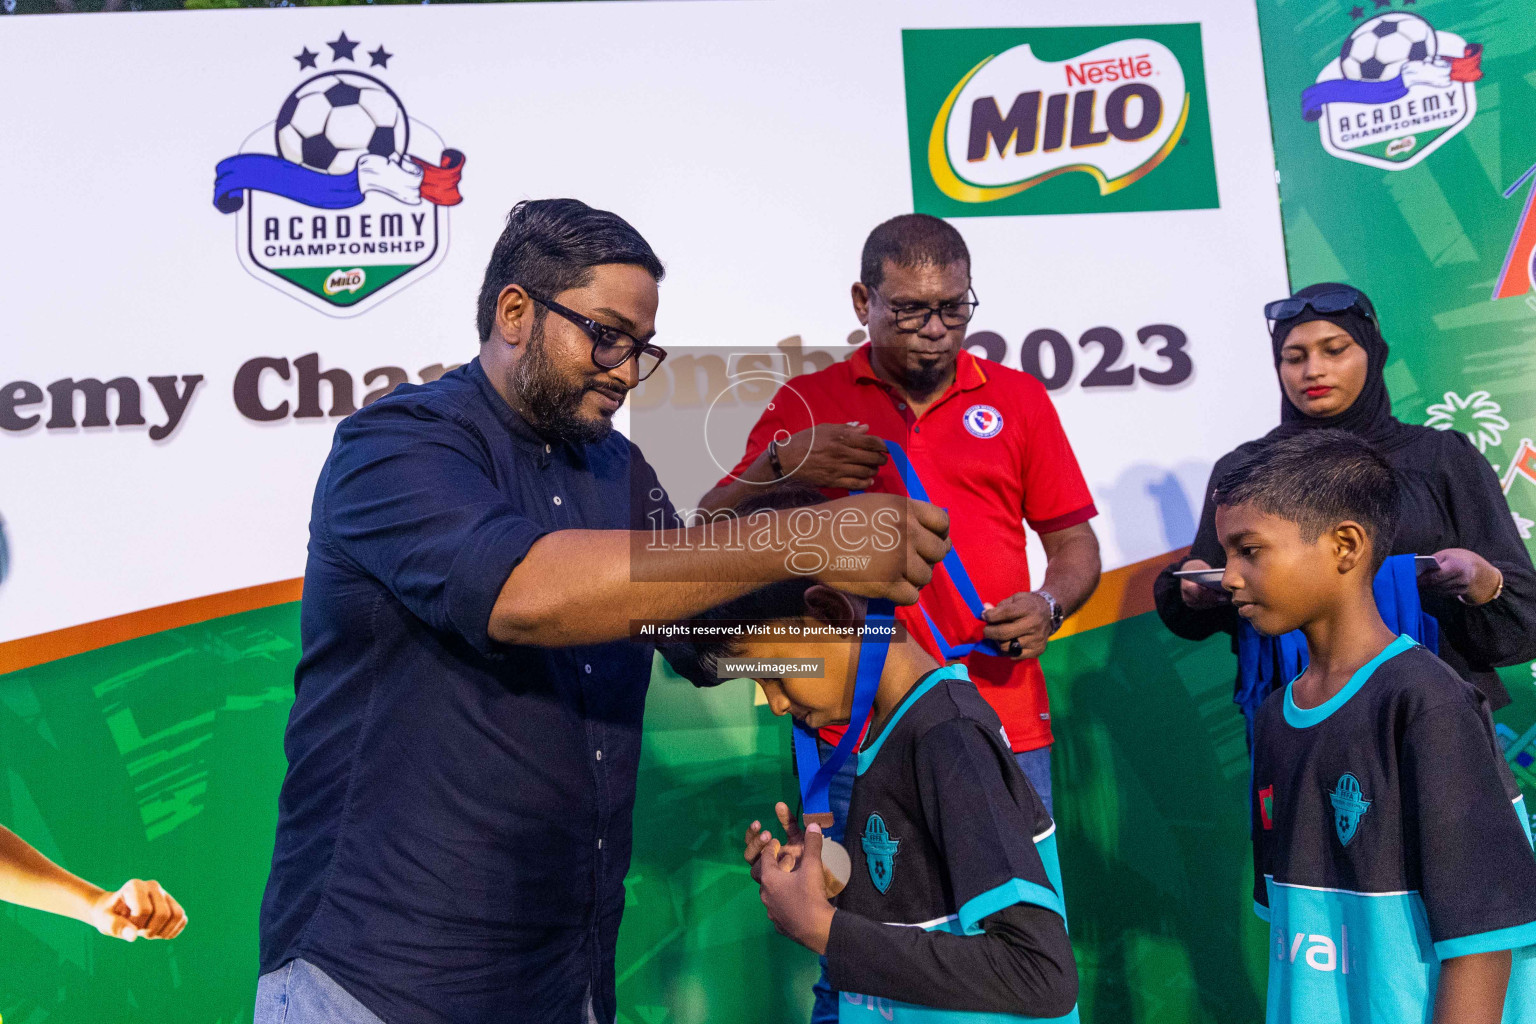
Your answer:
[0,547,1189,675]
[1053,546,1188,641]
[0,578,304,675]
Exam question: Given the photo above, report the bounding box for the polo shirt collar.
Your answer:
[850,343,989,399]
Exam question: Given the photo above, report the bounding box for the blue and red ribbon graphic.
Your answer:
[212,150,466,213]
[1300,44,1482,121]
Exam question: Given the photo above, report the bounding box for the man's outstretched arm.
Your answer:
[490,493,949,646]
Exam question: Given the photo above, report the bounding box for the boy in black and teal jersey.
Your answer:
[1216,430,1536,1024]
[673,487,1079,1023]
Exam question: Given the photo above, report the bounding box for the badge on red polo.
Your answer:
[963,404,1003,438]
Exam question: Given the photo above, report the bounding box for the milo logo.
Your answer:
[323,269,367,296]
[903,24,1219,218]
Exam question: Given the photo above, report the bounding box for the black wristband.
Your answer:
[767,439,785,479]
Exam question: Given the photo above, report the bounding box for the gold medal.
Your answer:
[820,837,851,898]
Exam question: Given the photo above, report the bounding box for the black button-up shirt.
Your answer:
[259,359,675,1024]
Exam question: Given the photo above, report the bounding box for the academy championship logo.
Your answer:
[1302,10,1482,171]
[211,34,467,316]
[903,24,1218,218]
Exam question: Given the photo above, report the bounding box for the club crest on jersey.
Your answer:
[1329,773,1371,846]
[862,813,901,894]
[963,404,1004,439]
[210,35,467,316]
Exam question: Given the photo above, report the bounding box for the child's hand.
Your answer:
[87,879,187,941]
[744,801,804,871]
[753,822,835,955]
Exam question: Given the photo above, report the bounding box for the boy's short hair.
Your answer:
[1215,429,1399,571]
[660,485,831,687]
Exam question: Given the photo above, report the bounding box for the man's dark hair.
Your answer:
[859,214,970,291]
[660,485,832,688]
[476,198,665,343]
[1215,429,1400,571]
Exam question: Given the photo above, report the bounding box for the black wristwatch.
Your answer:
[1036,589,1065,635]
[766,439,785,479]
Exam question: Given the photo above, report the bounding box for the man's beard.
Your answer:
[513,321,618,446]
[903,358,949,397]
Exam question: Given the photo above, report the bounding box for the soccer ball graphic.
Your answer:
[1339,13,1437,82]
[275,72,410,175]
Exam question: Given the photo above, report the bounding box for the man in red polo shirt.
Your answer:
[701,214,1101,816]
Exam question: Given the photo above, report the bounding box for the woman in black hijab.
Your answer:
[1153,283,1536,708]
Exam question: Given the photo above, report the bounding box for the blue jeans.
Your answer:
[808,743,1053,1024]
[254,959,385,1024]
[257,959,606,1024]
[1014,746,1054,819]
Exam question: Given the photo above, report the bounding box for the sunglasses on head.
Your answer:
[1263,287,1374,323]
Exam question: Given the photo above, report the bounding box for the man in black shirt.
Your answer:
[254,199,951,1024]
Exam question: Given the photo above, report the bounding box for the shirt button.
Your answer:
[553,495,563,506]
[545,444,551,454]
[584,663,592,674]
[597,838,604,850]
[897,403,906,410]
[595,749,603,761]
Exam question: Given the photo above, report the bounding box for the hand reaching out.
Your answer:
[87,879,187,942]
[0,825,188,944]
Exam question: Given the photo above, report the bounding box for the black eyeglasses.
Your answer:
[1263,287,1374,324]
[527,292,668,381]
[869,286,980,332]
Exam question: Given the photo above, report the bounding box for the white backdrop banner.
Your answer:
[0,0,1289,644]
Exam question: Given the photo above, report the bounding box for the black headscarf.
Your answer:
[1264,282,1415,452]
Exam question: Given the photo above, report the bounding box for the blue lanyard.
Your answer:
[793,437,998,820]
[794,598,893,821]
[883,439,1004,659]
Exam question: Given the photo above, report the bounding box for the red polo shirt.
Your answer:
[718,344,1096,752]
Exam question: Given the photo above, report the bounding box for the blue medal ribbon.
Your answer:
[794,598,892,821]
[793,437,1001,820]
[882,438,1005,659]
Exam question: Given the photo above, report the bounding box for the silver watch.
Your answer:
[1036,589,1064,635]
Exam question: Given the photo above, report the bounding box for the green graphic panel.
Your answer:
[269,263,418,306]
[1256,0,1536,810]
[0,605,297,1023]
[1,602,1279,1023]
[903,24,1219,218]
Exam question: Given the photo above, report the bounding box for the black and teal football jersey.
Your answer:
[1252,634,1536,1023]
[827,664,1078,1023]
